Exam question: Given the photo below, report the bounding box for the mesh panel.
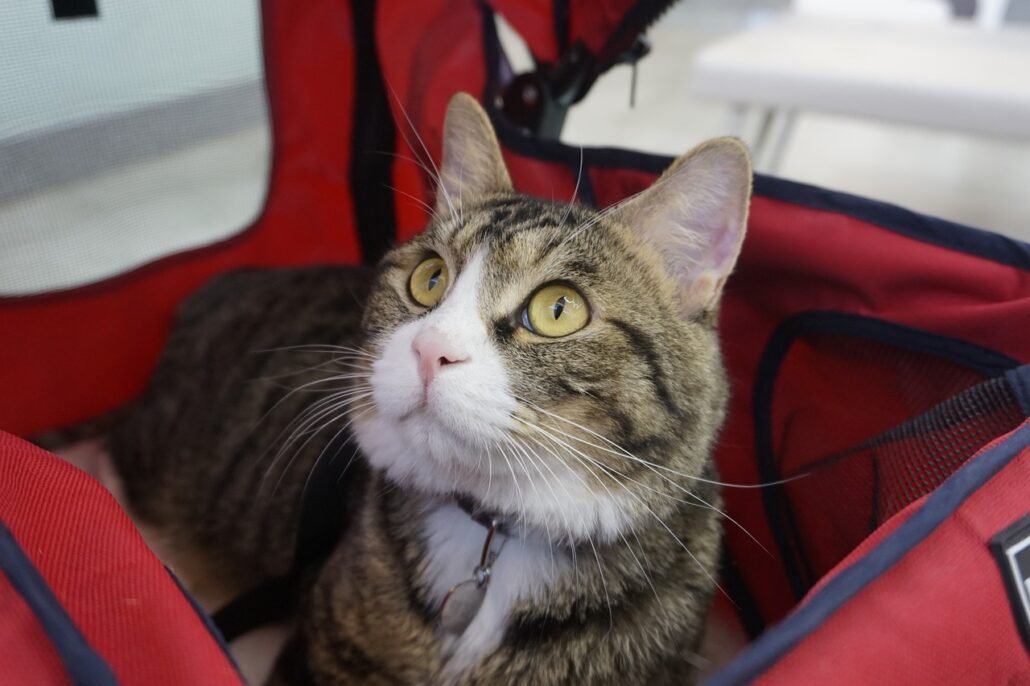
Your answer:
[864,377,1023,521]
[764,331,1023,590]
[0,1,270,295]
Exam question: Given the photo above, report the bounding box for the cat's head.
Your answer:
[352,93,751,543]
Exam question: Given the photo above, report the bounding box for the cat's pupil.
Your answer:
[427,269,442,291]
[552,296,567,320]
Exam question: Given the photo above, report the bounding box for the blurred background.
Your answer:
[563,0,1030,243]
[1,0,1028,295]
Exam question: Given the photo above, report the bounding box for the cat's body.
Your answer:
[90,94,752,684]
[106,266,373,610]
[290,473,721,685]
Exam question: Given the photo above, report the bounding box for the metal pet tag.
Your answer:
[437,513,506,635]
[439,578,487,635]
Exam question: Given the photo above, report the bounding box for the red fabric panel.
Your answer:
[0,580,69,686]
[756,422,1030,685]
[0,432,242,685]
[771,337,993,579]
[774,341,985,476]
[588,166,656,210]
[379,0,485,244]
[488,0,560,63]
[504,149,580,201]
[716,196,1030,621]
[569,0,639,57]
[0,0,361,437]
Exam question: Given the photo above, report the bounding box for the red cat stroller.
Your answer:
[1,1,1028,683]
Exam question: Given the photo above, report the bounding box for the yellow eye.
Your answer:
[524,284,590,338]
[409,256,449,307]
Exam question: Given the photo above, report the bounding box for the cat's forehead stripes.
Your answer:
[443,195,596,260]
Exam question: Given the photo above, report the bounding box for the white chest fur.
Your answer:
[421,502,567,677]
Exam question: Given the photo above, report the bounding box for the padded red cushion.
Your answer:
[757,420,1030,685]
[0,432,242,686]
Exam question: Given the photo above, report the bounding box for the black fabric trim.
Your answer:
[211,430,364,642]
[350,0,397,265]
[0,521,118,685]
[296,430,364,565]
[552,0,571,55]
[751,312,1021,599]
[211,574,299,643]
[51,0,97,19]
[719,547,766,640]
[753,175,1030,272]
[166,567,243,674]
[709,420,1030,684]
[479,5,1030,272]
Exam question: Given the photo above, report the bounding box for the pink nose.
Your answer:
[411,327,468,388]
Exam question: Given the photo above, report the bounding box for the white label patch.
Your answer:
[992,513,1030,652]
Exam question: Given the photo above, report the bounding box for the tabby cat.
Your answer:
[98,93,752,684]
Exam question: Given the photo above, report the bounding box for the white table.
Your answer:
[689,16,1030,170]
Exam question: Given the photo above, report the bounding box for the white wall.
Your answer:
[0,0,264,140]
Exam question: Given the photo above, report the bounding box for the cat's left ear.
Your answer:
[611,138,752,317]
[436,93,513,216]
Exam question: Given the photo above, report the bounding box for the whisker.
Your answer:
[270,396,378,491]
[249,382,372,461]
[498,437,542,546]
[504,435,564,583]
[296,404,374,501]
[252,360,373,383]
[514,433,584,585]
[384,80,459,225]
[519,397,805,489]
[250,343,377,359]
[513,410,769,555]
[261,392,375,490]
[514,417,728,605]
[558,146,585,231]
[371,150,443,189]
[495,440,527,528]
[586,533,614,635]
[512,427,662,606]
[384,182,447,225]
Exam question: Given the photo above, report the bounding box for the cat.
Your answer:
[82,92,752,684]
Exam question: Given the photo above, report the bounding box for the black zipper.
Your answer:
[350,0,397,265]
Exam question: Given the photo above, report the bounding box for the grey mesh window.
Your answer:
[0,1,271,295]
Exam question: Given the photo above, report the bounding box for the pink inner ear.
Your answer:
[678,154,748,276]
[610,139,750,309]
[697,216,745,273]
[670,183,745,281]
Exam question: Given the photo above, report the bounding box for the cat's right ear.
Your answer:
[436,93,513,217]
